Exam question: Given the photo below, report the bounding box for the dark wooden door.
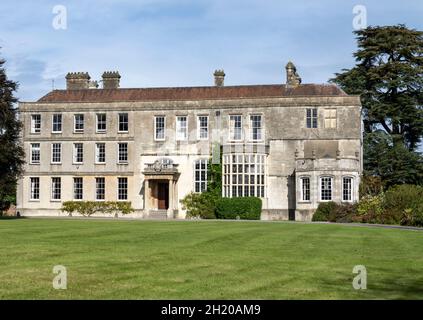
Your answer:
[157,182,169,210]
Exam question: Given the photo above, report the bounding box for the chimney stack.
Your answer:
[285,61,301,88]
[213,69,225,87]
[102,71,121,89]
[65,72,91,90]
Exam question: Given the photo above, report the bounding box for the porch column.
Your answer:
[168,179,174,216]
[144,179,149,210]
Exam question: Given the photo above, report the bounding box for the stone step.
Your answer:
[148,210,169,220]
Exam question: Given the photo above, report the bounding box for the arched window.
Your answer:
[342,177,354,202]
[320,176,333,201]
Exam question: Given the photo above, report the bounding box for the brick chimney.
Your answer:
[65,72,91,90]
[285,61,301,88]
[102,71,121,89]
[213,69,225,87]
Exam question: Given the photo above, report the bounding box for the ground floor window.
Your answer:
[96,177,105,200]
[223,153,265,198]
[118,177,128,200]
[73,177,83,200]
[194,159,208,193]
[342,177,353,202]
[30,177,40,200]
[51,177,61,200]
[320,176,333,201]
[300,177,310,201]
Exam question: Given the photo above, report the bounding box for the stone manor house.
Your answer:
[16,62,362,221]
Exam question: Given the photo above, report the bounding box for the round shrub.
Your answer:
[312,202,337,221]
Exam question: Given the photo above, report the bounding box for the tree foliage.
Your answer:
[331,25,423,185]
[0,56,24,211]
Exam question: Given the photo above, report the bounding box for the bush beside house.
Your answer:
[216,197,262,220]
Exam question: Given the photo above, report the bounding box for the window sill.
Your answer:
[73,163,84,165]
[51,131,62,134]
[29,163,40,165]
[118,131,129,134]
[117,162,129,165]
[73,131,84,134]
[96,131,107,134]
[29,199,40,202]
[95,162,106,165]
[51,162,62,165]
[50,199,61,202]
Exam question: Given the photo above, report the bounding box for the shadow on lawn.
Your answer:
[0,216,27,220]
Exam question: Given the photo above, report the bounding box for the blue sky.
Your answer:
[0,0,422,101]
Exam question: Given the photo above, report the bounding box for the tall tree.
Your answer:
[0,56,24,211]
[331,25,423,186]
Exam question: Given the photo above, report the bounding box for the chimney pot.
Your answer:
[102,71,121,89]
[213,69,225,87]
[285,61,301,88]
[65,72,90,90]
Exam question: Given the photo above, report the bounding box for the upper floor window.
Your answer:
[30,143,40,164]
[118,113,128,132]
[51,177,61,200]
[51,143,62,164]
[95,143,106,163]
[197,116,208,140]
[73,177,83,200]
[73,143,84,164]
[250,115,262,141]
[118,143,128,163]
[320,176,333,201]
[30,177,40,200]
[343,177,353,202]
[324,109,337,129]
[194,159,208,193]
[31,114,41,134]
[52,114,62,133]
[155,116,165,141]
[229,115,242,141]
[176,116,188,140]
[306,108,318,129]
[96,114,107,133]
[300,177,310,201]
[74,114,84,133]
[118,177,128,200]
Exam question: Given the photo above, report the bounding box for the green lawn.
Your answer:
[0,218,422,299]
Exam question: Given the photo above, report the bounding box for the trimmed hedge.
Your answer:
[61,201,134,216]
[215,197,262,220]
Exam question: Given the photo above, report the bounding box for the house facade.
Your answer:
[16,62,362,221]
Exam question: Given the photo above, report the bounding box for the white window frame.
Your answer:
[73,177,83,200]
[176,116,188,141]
[30,143,40,164]
[51,177,61,201]
[154,116,166,141]
[342,176,354,202]
[250,114,263,141]
[31,114,41,134]
[96,177,105,200]
[30,177,40,201]
[306,108,318,129]
[197,116,209,140]
[96,113,107,133]
[229,115,243,141]
[52,114,62,133]
[51,143,62,164]
[118,113,129,133]
[95,143,106,164]
[74,114,84,133]
[73,143,84,164]
[117,177,128,201]
[222,153,266,198]
[319,176,333,201]
[194,159,208,193]
[117,143,128,164]
[300,176,311,202]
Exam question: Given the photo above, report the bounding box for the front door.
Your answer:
[157,182,169,210]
